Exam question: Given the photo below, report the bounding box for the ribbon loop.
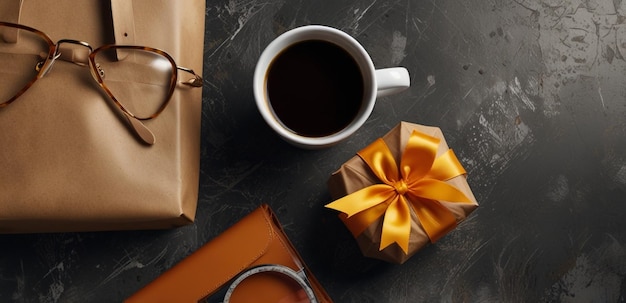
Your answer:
[326,130,473,254]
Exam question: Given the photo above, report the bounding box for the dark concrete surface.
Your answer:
[2,0,626,302]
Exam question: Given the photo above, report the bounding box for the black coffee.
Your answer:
[266,40,364,137]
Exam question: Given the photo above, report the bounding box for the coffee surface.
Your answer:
[266,40,364,137]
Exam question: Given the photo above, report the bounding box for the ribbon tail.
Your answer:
[326,184,398,237]
[379,196,412,253]
[338,201,389,238]
[410,198,457,242]
[325,184,397,216]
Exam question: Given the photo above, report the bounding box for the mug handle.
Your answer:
[375,67,410,98]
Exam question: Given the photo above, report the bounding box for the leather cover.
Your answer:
[0,0,205,232]
[125,204,333,303]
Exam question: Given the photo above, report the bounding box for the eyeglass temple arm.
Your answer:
[124,111,155,145]
[177,66,203,87]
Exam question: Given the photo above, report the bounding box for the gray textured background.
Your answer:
[2,0,626,302]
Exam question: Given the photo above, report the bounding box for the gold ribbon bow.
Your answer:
[325,130,473,254]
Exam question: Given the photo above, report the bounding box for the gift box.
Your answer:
[326,122,479,264]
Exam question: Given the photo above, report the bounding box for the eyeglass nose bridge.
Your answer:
[38,39,93,77]
[50,39,93,69]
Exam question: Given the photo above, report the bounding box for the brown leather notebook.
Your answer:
[125,204,332,303]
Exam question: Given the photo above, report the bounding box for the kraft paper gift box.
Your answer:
[326,121,479,264]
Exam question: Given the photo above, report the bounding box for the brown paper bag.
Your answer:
[0,0,204,233]
[327,122,479,263]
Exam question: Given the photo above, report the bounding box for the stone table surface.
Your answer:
[2,0,626,302]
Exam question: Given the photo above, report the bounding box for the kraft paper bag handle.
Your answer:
[0,0,22,43]
[110,0,136,45]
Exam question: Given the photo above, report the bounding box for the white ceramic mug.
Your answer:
[253,25,410,149]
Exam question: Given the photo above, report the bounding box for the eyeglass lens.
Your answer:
[94,48,175,119]
[0,24,50,105]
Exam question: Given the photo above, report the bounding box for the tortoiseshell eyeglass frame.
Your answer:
[0,21,203,121]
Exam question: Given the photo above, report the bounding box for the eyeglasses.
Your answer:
[0,22,203,145]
